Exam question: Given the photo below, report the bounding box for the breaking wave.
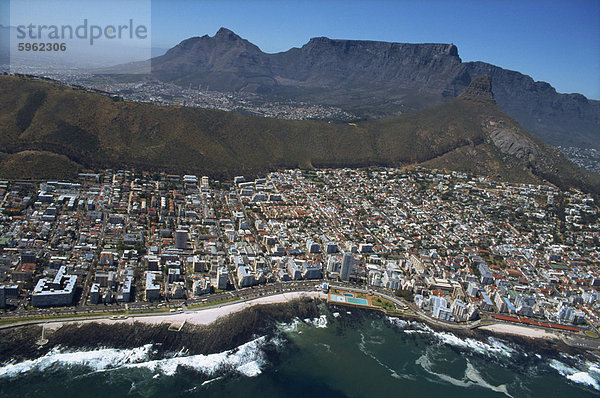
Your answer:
[304,314,328,328]
[386,316,515,358]
[549,359,600,391]
[416,350,513,397]
[432,332,515,358]
[0,344,153,377]
[0,336,271,379]
[279,314,329,333]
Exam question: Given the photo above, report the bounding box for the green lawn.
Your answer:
[0,307,174,327]
[371,297,396,312]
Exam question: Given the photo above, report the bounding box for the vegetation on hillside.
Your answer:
[0,75,597,194]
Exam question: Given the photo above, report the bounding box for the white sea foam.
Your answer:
[402,329,429,335]
[386,317,409,328]
[431,332,516,358]
[567,372,600,390]
[278,318,304,333]
[549,359,600,391]
[386,317,435,334]
[0,336,270,379]
[236,360,263,377]
[201,376,223,386]
[306,315,328,328]
[125,336,267,377]
[386,316,515,359]
[0,344,153,377]
[280,315,328,332]
[416,352,513,397]
[388,316,515,359]
[549,359,579,375]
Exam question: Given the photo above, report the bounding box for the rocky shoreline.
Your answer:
[0,298,321,364]
[0,298,596,366]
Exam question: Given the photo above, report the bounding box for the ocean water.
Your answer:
[1,308,599,398]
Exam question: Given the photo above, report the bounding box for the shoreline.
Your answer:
[477,322,559,340]
[0,296,324,364]
[40,291,326,331]
[1,288,598,364]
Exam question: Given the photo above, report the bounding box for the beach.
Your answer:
[42,291,327,330]
[477,322,559,339]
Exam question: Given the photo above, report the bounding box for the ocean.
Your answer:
[1,306,599,398]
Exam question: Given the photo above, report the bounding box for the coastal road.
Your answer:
[3,280,598,353]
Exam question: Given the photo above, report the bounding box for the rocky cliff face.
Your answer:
[142,28,599,149]
[457,75,495,104]
[151,28,276,92]
[275,37,462,87]
[450,62,600,150]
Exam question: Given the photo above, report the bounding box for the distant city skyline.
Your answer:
[150,0,600,99]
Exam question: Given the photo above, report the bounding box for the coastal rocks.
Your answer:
[0,298,321,364]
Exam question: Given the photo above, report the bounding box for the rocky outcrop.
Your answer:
[450,62,600,149]
[466,76,540,163]
[0,298,321,363]
[458,75,495,104]
[488,125,541,163]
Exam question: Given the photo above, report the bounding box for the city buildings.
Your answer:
[0,167,597,333]
[31,266,77,307]
[340,253,354,282]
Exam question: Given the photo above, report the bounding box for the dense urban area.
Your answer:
[0,167,599,343]
[6,69,357,121]
[559,146,600,175]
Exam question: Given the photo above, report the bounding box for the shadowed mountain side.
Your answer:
[0,75,598,194]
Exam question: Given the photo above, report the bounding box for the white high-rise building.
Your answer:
[327,255,340,273]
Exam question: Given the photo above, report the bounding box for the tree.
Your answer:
[395,288,414,302]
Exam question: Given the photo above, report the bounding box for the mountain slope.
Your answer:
[134,28,600,149]
[0,74,597,193]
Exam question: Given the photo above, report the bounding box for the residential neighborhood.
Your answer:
[0,167,599,338]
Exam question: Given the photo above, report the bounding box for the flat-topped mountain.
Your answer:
[0,74,598,194]
[121,28,599,150]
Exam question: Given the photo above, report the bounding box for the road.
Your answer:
[0,280,328,329]
[3,279,597,352]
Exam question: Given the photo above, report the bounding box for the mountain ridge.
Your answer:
[132,28,599,150]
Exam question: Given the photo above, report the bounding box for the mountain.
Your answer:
[137,28,600,150]
[0,74,598,194]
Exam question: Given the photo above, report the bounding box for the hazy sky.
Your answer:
[150,0,600,99]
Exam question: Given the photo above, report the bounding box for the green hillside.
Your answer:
[0,75,597,193]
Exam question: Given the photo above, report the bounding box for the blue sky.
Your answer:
[150,0,600,99]
[3,0,599,99]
